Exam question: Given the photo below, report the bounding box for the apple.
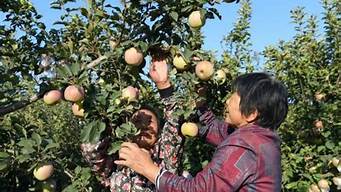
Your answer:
[181,122,199,137]
[43,90,62,105]
[33,163,54,181]
[122,86,139,103]
[315,92,326,102]
[213,69,227,85]
[332,177,341,190]
[40,179,56,192]
[318,179,329,192]
[124,47,144,66]
[173,55,188,70]
[308,184,320,192]
[188,11,205,29]
[64,85,84,102]
[72,103,84,117]
[331,157,339,167]
[195,61,214,81]
[314,120,323,130]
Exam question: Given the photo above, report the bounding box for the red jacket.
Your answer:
[157,109,281,192]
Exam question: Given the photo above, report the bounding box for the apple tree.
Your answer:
[0,0,240,191]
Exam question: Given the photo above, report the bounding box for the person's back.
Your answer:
[222,125,281,191]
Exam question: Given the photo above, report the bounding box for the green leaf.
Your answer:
[169,11,179,21]
[16,154,31,163]
[0,151,10,171]
[56,65,73,78]
[31,132,41,146]
[80,8,88,17]
[43,142,60,152]
[325,141,334,149]
[70,62,81,75]
[18,139,35,147]
[108,141,123,155]
[115,122,138,139]
[80,120,106,144]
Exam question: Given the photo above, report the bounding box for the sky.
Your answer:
[9,0,325,58]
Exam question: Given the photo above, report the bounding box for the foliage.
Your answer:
[0,0,340,191]
[263,0,340,191]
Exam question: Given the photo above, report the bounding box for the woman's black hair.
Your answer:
[138,104,164,130]
[232,72,288,130]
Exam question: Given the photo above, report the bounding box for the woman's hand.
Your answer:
[149,56,171,89]
[114,142,160,183]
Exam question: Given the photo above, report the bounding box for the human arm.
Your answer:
[149,55,184,173]
[80,137,114,187]
[115,142,256,192]
[197,105,235,146]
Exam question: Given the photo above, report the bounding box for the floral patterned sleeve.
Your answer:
[152,86,184,174]
[80,137,114,187]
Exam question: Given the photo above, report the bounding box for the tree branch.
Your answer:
[86,55,108,69]
[0,56,108,116]
[0,93,42,116]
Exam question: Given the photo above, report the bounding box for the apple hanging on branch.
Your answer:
[43,90,62,105]
[188,10,206,29]
[124,47,144,66]
[33,163,54,181]
[64,85,84,102]
[195,61,214,81]
[181,122,199,137]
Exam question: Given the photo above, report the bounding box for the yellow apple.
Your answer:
[213,69,227,85]
[181,122,199,137]
[195,61,214,81]
[308,184,320,192]
[72,103,84,117]
[331,157,339,167]
[124,47,144,66]
[188,11,205,29]
[333,177,341,190]
[64,85,84,102]
[173,55,188,70]
[33,163,54,181]
[43,90,62,105]
[318,179,329,192]
[122,86,139,103]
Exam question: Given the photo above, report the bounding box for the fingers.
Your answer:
[114,160,127,166]
[121,142,139,150]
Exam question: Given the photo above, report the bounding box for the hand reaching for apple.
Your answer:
[114,142,160,184]
[149,56,171,89]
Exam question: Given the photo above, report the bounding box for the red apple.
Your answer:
[43,90,62,105]
[64,85,84,102]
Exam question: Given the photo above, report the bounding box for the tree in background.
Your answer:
[0,0,339,191]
